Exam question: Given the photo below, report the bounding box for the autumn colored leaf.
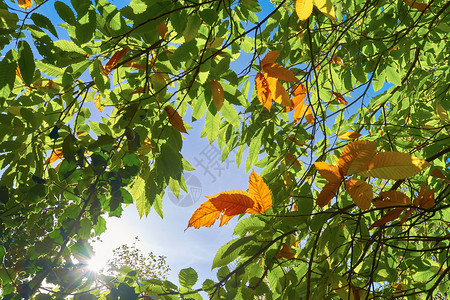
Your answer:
[314,161,341,183]
[430,169,449,183]
[331,91,348,105]
[314,0,335,20]
[262,63,298,82]
[331,56,344,66]
[18,0,32,9]
[187,200,222,229]
[403,0,428,11]
[338,140,377,176]
[369,207,404,229]
[316,182,340,207]
[266,76,292,107]
[296,0,313,21]
[94,94,103,112]
[345,178,373,210]
[207,37,225,49]
[260,50,280,68]
[248,170,272,214]
[373,191,411,208]
[255,72,272,111]
[208,191,254,216]
[45,149,63,164]
[414,188,435,209]
[164,106,187,133]
[285,153,301,167]
[211,79,224,111]
[338,131,361,140]
[356,152,430,180]
[399,209,414,225]
[125,61,147,70]
[277,243,296,260]
[104,48,129,75]
[157,22,168,39]
[291,83,307,97]
[285,92,306,113]
[288,136,304,147]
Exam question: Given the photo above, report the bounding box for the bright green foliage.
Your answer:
[0,0,449,299]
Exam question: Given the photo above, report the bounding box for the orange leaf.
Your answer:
[266,76,293,107]
[331,91,348,105]
[331,56,344,66]
[345,178,373,210]
[403,0,428,11]
[248,170,272,214]
[164,106,188,133]
[373,191,411,208]
[314,161,342,183]
[338,131,361,140]
[285,93,306,113]
[415,188,434,209]
[316,182,340,207]
[94,94,103,112]
[300,103,314,125]
[45,149,63,164]
[285,153,301,167]
[260,50,280,68]
[157,22,168,39]
[207,190,254,216]
[338,140,377,176]
[125,61,147,70]
[263,63,298,82]
[430,169,449,183]
[211,79,224,111]
[255,72,272,111]
[18,0,32,9]
[292,83,307,96]
[369,207,404,229]
[187,200,222,229]
[104,48,129,74]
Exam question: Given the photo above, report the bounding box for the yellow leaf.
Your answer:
[263,63,298,82]
[345,178,373,210]
[94,94,103,112]
[260,50,280,68]
[248,170,272,214]
[266,76,293,107]
[18,0,32,9]
[164,106,188,133]
[314,161,341,183]
[45,149,63,165]
[296,0,313,21]
[436,103,449,122]
[338,131,361,140]
[255,72,272,111]
[373,191,411,208]
[211,79,224,111]
[356,152,431,180]
[104,48,129,74]
[338,140,377,176]
[316,182,340,207]
[157,22,168,39]
[207,37,225,49]
[403,0,428,11]
[314,0,335,20]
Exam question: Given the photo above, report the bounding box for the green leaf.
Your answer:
[54,1,76,24]
[246,130,262,172]
[53,40,86,54]
[0,50,16,99]
[31,13,58,37]
[201,110,221,144]
[212,236,254,269]
[179,267,198,288]
[18,40,35,86]
[0,8,19,29]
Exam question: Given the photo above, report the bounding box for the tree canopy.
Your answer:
[0,0,449,299]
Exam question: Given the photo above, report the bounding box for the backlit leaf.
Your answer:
[345,178,372,210]
[277,243,296,260]
[403,0,428,11]
[157,22,168,39]
[331,56,344,66]
[208,191,254,216]
[255,72,272,111]
[285,153,301,167]
[164,106,188,133]
[45,149,63,164]
[266,76,292,107]
[260,50,280,68]
[414,188,434,209]
[211,79,224,111]
[263,63,298,82]
[296,0,313,21]
[338,140,377,176]
[373,191,411,208]
[356,152,431,180]
[18,0,32,9]
[369,207,404,229]
[94,94,103,112]
[316,182,340,207]
[248,170,272,213]
[338,131,361,140]
[314,0,335,20]
[314,161,341,183]
[430,169,449,182]
[187,200,222,229]
[104,48,129,74]
[331,91,348,105]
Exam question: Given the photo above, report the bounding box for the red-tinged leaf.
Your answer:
[260,50,280,68]
[369,207,404,229]
[430,169,449,182]
[416,188,434,209]
[45,149,63,164]
[317,182,340,207]
[373,190,411,208]
[399,209,414,225]
[403,0,428,11]
[286,153,301,167]
[296,0,313,20]
[263,63,298,82]
[104,48,129,74]
[288,136,304,147]
[255,72,272,111]
[248,170,272,214]
[99,60,108,76]
[314,161,342,183]
[211,79,224,111]
[331,91,348,105]
[18,0,32,9]
[187,201,221,229]
[164,106,188,133]
[219,214,234,226]
[331,56,344,66]
[345,178,373,210]
[125,61,147,70]
[277,243,296,260]
[94,94,103,112]
[338,131,361,140]
[157,22,168,39]
[207,190,254,216]
[266,76,293,107]
[131,87,148,94]
[338,140,377,176]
